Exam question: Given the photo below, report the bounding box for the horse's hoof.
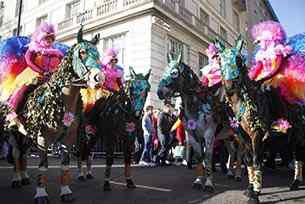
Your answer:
[235,176,242,182]
[290,179,301,191]
[204,185,214,193]
[244,184,254,197]
[192,182,203,190]
[61,193,74,203]
[21,178,30,185]
[34,196,50,204]
[247,191,260,204]
[126,179,136,189]
[78,176,86,182]
[103,181,112,191]
[11,180,22,189]
[86,174,94,180]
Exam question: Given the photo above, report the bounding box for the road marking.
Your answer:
[109,181,172,192]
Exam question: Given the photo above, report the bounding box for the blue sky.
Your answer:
[269,0,305,36]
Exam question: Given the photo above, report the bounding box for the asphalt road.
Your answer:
[0,157,305,204]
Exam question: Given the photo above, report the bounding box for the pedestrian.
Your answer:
[139,105,155,166]
[156,103,176,166]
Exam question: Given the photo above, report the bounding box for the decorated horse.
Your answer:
[214,31,305,203]
[248,21,305,191]
[0,26,102,203]
[77,66,151,190]
[157,52,219,191]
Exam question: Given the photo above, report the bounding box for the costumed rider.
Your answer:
[5,22,64,135]
[101,48,124,93]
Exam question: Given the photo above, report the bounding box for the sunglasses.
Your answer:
[111,58,118,63]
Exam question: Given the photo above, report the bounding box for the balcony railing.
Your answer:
[56,0,232,45]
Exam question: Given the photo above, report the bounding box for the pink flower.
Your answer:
[6,112,18,121]
[126,122,136,133]
[62,112,74,127]
[85,125,96,135]
[229,118,240,128]
[271,118,292,134]
[187,119,197,130]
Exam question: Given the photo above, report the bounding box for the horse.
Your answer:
[78,66,151,191]
[214,37,293,204]
[1,27,103,203]
[157,52,219,192]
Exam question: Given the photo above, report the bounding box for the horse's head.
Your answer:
[157,52,199,100]
[71,27,103,88]
[215,36,245,82]
[128,66,151,117]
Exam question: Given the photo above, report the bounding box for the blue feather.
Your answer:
[287,33,305,57]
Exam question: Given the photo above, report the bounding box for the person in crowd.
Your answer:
[139,105,155,166]
[156,103,176,166]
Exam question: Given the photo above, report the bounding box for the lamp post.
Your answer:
[16,0,23,36]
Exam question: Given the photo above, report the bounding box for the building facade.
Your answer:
[0,0,278,108]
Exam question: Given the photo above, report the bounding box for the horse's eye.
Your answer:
[171,68,179,78]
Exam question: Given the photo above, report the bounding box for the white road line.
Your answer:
[109,181,172,192]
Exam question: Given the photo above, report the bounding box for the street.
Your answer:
[0,158,305,204]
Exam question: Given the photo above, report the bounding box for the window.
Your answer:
[200,8,209,26]
[15,0,24,17]
[233,10,240,33]
[220,26,228,41]
[167,36,190,64]
[199,53,209,69]
[219,0,226,18]
[102,33,126,66]
[36,15,48,27]
[66,0,80,19]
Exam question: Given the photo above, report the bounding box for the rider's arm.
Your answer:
[25,49,43,74]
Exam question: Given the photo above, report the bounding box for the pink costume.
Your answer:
[101,48,124,92]
[248,21,305,105]
[8,22,64,112]
[200,44,222,87]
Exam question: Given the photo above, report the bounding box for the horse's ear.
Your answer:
[91,33,100,45]
[167,53,173,63]
[214,38,225,52]
[235,35,244,53]
[145,69,151,80]
[77,25,84,43]
[177,50,182,64]
[129,66,137,78]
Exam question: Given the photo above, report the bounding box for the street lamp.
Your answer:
[16,0,23,36]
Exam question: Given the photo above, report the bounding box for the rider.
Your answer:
[101,48,124,93]
[200,43,222,88]
[6,22,64,134]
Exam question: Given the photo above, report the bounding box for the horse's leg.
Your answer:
[248,131,265,204]
[34,136,49,204]
[234,140,243,182]
[59,144,74,203]
[187,132,204,190]
[77,142,87,181]
[290,143,304,190]
[224,140,235,179]
[8,134,22,188]
[103,134,114,191]
[124,132,136,189]
[20,143,31,185]
[203,123,217,192]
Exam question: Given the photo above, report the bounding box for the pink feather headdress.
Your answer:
[251,21,287,43]
[206,43,219,59]
[102,48,118,65]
